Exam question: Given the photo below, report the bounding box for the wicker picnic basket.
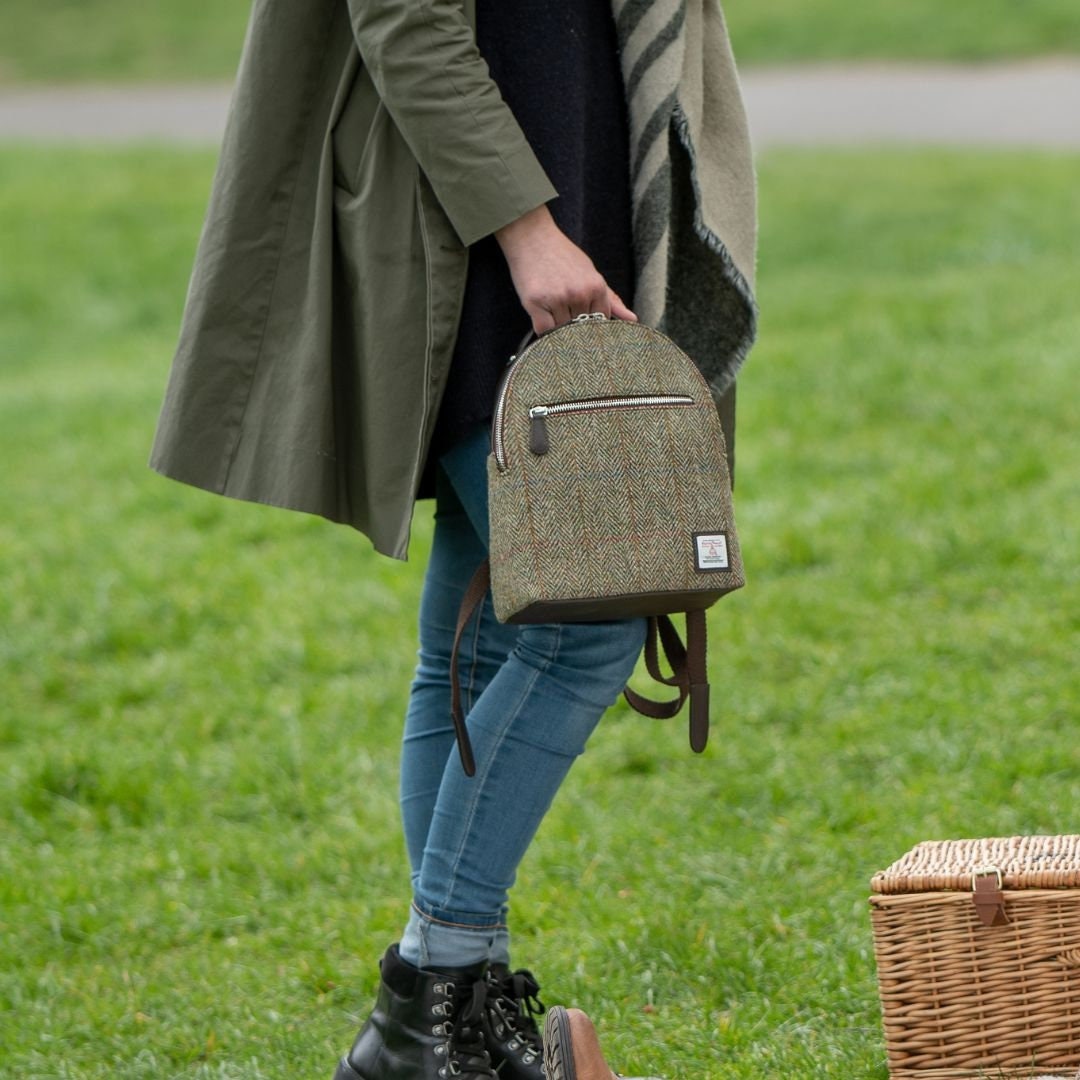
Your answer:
[869,836,1080,1080]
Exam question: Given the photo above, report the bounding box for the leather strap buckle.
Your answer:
[971,866,1009,927]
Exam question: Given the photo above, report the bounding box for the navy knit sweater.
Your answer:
[427,0,635,461]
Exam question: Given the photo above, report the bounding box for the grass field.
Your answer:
[1,145,1078,1078]
[1,0,1079,83]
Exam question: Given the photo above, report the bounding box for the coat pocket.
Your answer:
[330,55,382,196]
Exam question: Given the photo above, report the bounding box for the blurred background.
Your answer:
[1,3,1078,1079]
[2,0,1080,79]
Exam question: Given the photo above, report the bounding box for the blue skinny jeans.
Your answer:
[398,422,647,970]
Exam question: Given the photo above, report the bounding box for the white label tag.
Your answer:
[694,532,730,571]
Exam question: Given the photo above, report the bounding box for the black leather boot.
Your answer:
[482,964,546,1079]
[334,944,497,1080]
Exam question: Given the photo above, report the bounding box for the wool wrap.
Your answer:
[611,0,758,398]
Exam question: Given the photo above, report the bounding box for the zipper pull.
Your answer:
[528,406,550,456]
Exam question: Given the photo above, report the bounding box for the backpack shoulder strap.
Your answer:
[623,610,710,753]
[453,574,711,776]
[448,559,491,777]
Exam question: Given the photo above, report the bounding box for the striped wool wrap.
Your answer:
[611,0,759,398]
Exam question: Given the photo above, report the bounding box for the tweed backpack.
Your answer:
[449,314,744,776]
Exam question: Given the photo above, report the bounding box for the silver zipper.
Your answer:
[490,313,611,467]
[526,394,694,458]
[529,394,694,419]
[490,361,522,469]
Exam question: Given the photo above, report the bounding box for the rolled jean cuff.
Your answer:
[401,901,505,970]
[411,897,506,930]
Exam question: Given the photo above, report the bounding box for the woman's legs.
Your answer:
[398,424,647,970]
[398,462,517,882]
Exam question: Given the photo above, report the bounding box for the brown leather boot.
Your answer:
[542,1005,662,1080]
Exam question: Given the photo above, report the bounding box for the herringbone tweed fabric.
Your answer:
[488,319,744,623]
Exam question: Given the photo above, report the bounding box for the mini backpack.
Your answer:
[450,314,744,775]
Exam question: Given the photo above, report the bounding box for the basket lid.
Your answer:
[870,835,1080,894]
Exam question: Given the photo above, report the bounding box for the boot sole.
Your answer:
[543,1005,577,1080]
[542,1006,663,1080]
[332,1057,364,1080]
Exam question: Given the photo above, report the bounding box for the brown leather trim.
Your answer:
[972,874,1010,926]
[507,588,732,624]
[455,578,717,771]
[448,560,490,776]
[686,608,709,752]
[691,530,733,573]
[620,613,711,753]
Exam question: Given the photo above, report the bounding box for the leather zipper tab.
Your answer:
[529,407,550,456]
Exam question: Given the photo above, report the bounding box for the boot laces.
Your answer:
[435,977,495,1078]
[487,968,545,1062]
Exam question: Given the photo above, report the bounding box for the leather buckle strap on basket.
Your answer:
[449,314,745,777]
[869,835,1080,1080]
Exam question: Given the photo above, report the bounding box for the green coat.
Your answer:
[151,0,556,559]
[151,0,750,560]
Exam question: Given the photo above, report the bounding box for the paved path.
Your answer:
[743,59,1080,149]
[0,60,1078,149]
[0,83,232,145]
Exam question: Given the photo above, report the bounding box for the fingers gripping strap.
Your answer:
[449,560,492,777]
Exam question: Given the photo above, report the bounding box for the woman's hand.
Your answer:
[495,205,637,334]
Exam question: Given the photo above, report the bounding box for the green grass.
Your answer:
[1,0,1079,83]
[1,144,1079,1078]
[725,0,1080,64]
[0,0,250,84]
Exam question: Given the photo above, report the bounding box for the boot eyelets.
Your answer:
[481,967,547,1079]
[344,948,499,1080]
